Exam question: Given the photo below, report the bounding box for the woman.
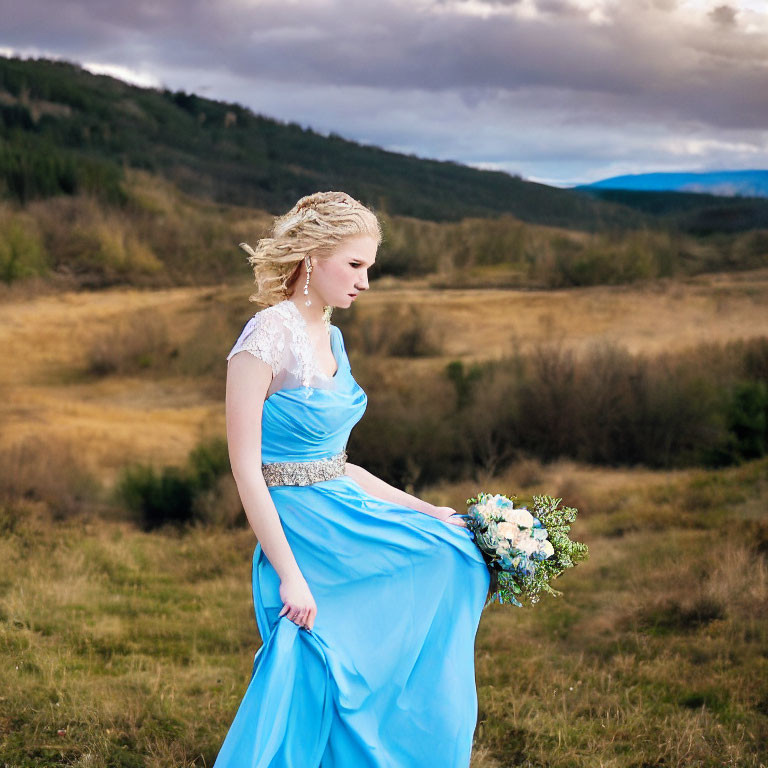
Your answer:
[215,191,490,768]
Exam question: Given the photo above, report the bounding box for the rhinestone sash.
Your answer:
[261,450,348,487]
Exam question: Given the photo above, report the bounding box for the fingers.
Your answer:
[300,607,314,631]
[438,509,466,527]
[279,603,315,630]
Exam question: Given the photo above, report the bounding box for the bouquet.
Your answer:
[460,492,589,608]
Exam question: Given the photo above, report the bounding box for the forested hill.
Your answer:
[0,54,645,231]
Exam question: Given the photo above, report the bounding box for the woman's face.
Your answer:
[307,234,378,309]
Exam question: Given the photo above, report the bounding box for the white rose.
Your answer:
[476,501,495,519]
[496,522,519,540]
[516,537,540,555]
[540,539,555,558]
[502,507,535,528]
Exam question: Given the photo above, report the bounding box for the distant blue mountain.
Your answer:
[576,170,768,199]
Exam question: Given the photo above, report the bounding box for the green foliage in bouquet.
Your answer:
[463,493,589,607]
[521,494,589,601]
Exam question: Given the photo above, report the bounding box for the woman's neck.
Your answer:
[287,294,327,331]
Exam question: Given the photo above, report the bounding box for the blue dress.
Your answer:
[215,302,490,768]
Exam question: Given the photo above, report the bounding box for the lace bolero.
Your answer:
[226,300,339,398]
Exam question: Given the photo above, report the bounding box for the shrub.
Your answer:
[187,436,230,495]
[86,312,173,376]
[114,436,238,530]
[721,380,768,463]
[348,370,459,489]
[115,463,195,530]
[0,435,101,518]
[348,335,768,486]
[340,303,443,358]
[0,209,48,283]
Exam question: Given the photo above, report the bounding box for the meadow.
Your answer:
[2,267,768,483]
[1,272,768,767]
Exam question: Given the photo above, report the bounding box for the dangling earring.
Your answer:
[303,256,312,306]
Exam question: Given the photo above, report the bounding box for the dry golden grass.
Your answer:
[0,286,227,483]
[2,269,768,489]
[385,267,768,360]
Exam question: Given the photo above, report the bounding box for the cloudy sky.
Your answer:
[1,0,767,187]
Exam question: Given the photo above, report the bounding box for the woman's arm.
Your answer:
[344,461,433,514]
[227,352,319,629]
[226,353,304,582]
[344,461,464,526]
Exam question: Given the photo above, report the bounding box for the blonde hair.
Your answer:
[239,191,382,307]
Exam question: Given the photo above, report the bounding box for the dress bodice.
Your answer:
[226,301,368,463]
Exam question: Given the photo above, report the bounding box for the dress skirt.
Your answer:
[212,473,490,768]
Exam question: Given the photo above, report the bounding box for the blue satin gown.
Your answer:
[214,322,490,768]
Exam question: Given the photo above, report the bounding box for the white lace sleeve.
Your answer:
[226,310,286,376]
[226,300,340,399]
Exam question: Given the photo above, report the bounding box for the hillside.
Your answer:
[2,53,767,768]
[1,55,767,293]
[2,452,766,767]
[578,186,768,234]
[4,55,768,239]
[0,54,643,230]
[580,169,768,198]
[0,166,766,293]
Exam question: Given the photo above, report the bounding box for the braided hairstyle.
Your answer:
[239,191,382,309]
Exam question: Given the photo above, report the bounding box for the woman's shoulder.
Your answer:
[226,301,296,365]
[243,300,301,337]
[253,299,295,324]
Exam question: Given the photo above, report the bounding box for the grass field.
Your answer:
[2,272,768,766]
[2,456,766,766]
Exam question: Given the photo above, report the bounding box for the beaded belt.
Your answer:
[261,450,348,487]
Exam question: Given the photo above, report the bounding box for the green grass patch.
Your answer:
[2,459,768,766]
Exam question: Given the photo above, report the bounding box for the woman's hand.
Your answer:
[278,574,317,631]
[429,505,467,528]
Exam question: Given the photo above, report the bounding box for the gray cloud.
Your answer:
[709,4,738,25]
[534,0,586,16]
[0,0,766,185]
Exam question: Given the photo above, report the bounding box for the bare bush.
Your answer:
[350,335,768,487]
[343,303,444,358]
[0,435,101,518]
[86,312,173,376]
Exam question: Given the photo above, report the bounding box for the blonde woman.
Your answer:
[214,191,489,768]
